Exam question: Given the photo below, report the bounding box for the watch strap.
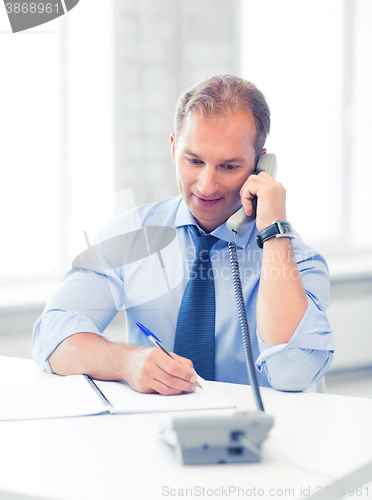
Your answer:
[256,221,294,248]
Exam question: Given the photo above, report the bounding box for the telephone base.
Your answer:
[161,411,274,465]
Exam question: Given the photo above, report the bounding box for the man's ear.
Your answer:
[170,133,176,166]
[253,149,267,172]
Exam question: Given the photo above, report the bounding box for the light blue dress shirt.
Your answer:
[32,196,334,391]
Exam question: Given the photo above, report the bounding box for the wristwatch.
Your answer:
[256,220,295,248]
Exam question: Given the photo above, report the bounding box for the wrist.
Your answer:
[111,343,137,382]
[256,220,294,248]
[256,211,286,233]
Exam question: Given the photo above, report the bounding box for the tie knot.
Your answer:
[196,234,218,255]
[190,225,218,256]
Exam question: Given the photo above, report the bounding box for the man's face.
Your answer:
[171,111,257,233]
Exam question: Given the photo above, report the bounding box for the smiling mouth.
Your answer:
[193,194,223,206]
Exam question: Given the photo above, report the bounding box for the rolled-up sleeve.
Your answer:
[32,263,124,371]
[255,242,335,391]
[32,310,103,373]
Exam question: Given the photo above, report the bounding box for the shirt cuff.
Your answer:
[44,359,55,375]
[32,309,103,373]
[254,296,334,391]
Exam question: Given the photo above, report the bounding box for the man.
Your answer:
[33,75,334,394]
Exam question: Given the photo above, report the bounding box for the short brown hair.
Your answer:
[174,75,271,162]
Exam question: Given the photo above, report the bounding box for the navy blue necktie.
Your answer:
[174,226,218,380]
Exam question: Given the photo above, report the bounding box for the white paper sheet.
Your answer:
[0,375,107,421]
[94,379,236,414]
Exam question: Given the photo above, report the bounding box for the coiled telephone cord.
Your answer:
[228,241,265,412]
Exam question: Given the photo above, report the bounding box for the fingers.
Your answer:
[240,172,286,232]
[124,347,198,396]
[171,352,194,370]
[151,352,198,395]
[241,171,280,198]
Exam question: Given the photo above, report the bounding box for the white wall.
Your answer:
[328,281,372,371]
[113,0,240,205]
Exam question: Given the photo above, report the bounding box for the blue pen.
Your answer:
[136,321,202,389]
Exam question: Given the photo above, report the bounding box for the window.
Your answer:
[0,20,61,280]
[0,1,114,308]
[241,0,372,276]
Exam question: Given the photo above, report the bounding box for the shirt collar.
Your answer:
[175,199,256,249]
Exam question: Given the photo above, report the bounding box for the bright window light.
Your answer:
[241,0,372,256]
[0,29,61,277]
[0,1,115,307]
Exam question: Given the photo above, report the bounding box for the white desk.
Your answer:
[0,356,371,500]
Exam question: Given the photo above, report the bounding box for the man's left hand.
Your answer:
[240,171,286,233]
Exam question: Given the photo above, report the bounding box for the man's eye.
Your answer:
[186,157,202,165]
[223,164,238,170]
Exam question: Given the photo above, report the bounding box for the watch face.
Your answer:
[277,221,294,237]
[280,222,292,235]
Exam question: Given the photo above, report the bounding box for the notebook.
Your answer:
[0,373,235,421]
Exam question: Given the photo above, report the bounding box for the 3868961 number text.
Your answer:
[5,3,59,14]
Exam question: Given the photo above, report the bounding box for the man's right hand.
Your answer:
[48,332,198,396]
[122,346,198,395]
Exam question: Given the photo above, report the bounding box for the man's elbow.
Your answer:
[266,349,333,392]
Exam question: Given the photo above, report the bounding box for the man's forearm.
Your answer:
[257,238,307,345]
[48,332,135,381]
[48,332,198,395]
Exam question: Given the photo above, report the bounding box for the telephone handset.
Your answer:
[226,154,278,238]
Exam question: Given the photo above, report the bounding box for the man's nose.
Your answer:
[197,165,218,197]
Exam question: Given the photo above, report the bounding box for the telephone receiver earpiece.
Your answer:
[226,154,278,238]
